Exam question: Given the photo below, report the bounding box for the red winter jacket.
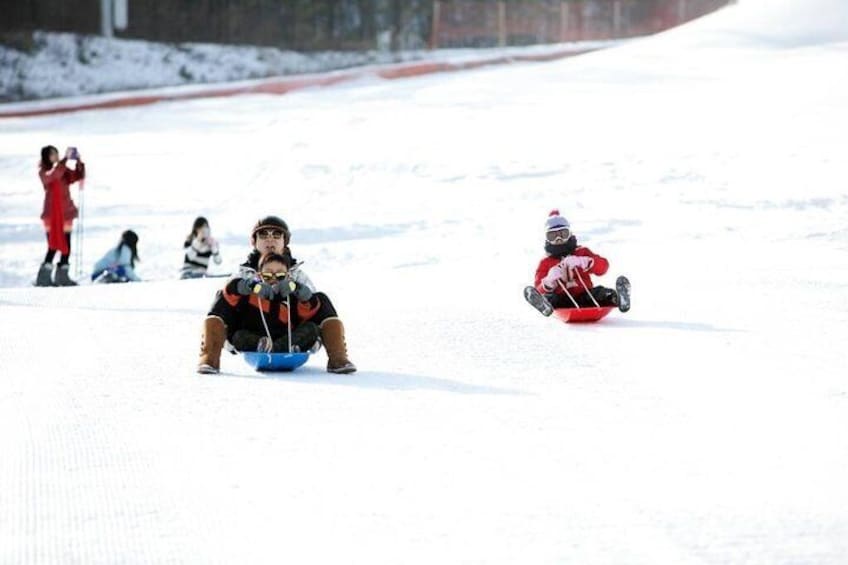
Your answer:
[534,246,609,298]
[40,159,84,253]
[40,160,84,223]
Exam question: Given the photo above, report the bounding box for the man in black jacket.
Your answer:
[198,215,356,374]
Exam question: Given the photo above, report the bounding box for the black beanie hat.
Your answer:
[251,215,290,244]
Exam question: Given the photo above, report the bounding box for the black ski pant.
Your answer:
[231,322,319,353]
[545,285,617,309]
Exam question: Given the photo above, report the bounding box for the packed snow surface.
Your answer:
[1,0,847,563]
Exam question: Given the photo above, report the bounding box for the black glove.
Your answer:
[253,281,276,300]
[271,275,312,302]
[235,276,275,299]
[270,277,297,298]
[293,283,312,302]
[235,277,255,296]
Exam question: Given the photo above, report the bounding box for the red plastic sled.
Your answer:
[552,306,614,323]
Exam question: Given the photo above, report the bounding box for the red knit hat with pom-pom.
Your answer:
[545,209,570,233]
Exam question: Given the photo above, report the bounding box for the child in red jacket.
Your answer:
[525,210,630,316]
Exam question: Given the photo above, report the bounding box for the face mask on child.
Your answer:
[545,235,577,257]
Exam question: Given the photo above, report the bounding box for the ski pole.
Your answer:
[75,181,85,280]
[556,279,580,308]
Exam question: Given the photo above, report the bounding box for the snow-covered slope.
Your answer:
[1,0,847,563]
[0,31,617,103]
[0,31,434,102]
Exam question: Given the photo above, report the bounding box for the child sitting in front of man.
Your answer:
[197,251,320,374]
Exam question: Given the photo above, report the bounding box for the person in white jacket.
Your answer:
[181,216,222,279]
[91,230,141,283]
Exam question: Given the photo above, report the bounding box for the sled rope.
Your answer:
[257,296,273,354]
[256,290,294,354]
[286,293,293,353]
[556,279,580,308]
[576,271,601,308]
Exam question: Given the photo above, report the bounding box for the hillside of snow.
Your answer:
[1,0,847,563]
[0,31,617,103]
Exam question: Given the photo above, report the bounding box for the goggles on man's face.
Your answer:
[256,229,284,241]
[545,228,571,245]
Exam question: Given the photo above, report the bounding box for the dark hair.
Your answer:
[117,230,140,267]
[258,252,292,270]
[185,216,209,245]
[244,248,295,271]
[40,145,58,170]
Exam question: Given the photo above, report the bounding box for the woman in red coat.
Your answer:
[37,145,85,286]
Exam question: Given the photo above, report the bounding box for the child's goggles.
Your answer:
[259,272,287,282]
[545,228,571,245]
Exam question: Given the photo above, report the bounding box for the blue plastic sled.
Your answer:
[242,352,310,372]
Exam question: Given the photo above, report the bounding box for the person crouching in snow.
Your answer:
[197,252,319,374]
[525,210,630,315]
[198,216,356,374]
[91,230,141,283]
[181,216,222,279]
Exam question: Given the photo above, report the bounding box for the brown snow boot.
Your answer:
[321,318,356,374]
[198,316,226,374]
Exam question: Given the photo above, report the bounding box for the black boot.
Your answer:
[230,330,263,352]
[273,322,320,353]
[54,264,78,286]
[616,276,631,313]
[35,263,54,287]
[524,286,554,316]
[292,322,320,353]
[590,286,619,307]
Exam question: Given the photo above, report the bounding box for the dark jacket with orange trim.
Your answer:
[219,276,321,341]
[534,246,609,298]
[209,248,338,331]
